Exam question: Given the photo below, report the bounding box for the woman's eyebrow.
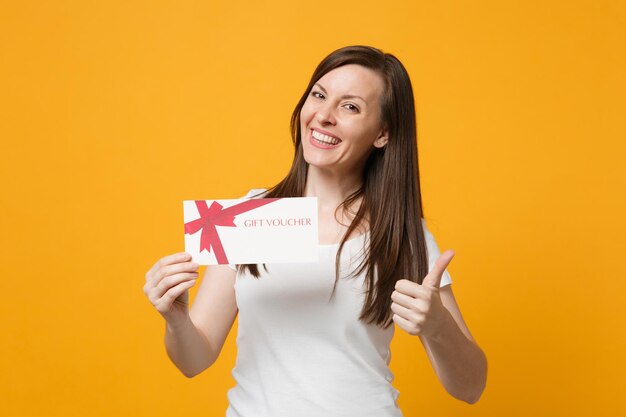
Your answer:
[314,83,367,104]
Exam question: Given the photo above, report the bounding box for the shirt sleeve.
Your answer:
[227,188,269,271]
[421,218,453,287]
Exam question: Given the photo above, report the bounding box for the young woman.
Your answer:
[144,45,487,416]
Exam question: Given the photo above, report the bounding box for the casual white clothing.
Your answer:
[225,188,452,417]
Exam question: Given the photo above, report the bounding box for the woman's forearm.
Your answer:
[420,311,488,403]
[164,315,216,378]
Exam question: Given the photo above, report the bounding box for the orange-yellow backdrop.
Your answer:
[1,1,624,416]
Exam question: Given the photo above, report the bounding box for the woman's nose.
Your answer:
[316,103,336,125]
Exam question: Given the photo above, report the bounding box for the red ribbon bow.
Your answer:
[184,198,279,264]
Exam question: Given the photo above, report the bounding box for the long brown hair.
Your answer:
[238,45,429,329]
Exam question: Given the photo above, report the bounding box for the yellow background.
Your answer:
[1,1,624,416]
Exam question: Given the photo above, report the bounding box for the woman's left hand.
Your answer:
[391,250,455,340]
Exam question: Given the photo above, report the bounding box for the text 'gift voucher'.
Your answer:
[183,197,318,265]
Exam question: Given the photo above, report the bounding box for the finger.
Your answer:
[422,249,455,288]
[395,279,429,298]
[391,301,424,321]
[154,279,197,314]
[146,271,198,302]
[146,252,192,281]
[392,313,421,336]
[149,261,199,286]
[391,289,428,310]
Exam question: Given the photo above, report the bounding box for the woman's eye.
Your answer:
[310,91,358,113]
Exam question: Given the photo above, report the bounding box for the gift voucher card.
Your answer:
[183,197,318,265]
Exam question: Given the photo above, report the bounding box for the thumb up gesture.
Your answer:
[391,250,455,339]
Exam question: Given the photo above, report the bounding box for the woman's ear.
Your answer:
[373,125,389,148]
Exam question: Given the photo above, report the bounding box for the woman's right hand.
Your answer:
[143,252,200,328]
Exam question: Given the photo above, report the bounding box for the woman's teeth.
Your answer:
[312,130,341,145]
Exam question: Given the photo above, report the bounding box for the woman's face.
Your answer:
[300,64,388,175]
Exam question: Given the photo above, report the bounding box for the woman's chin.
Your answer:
[306,160,331,169]
[303,152,330,167]
[304,158,337,171]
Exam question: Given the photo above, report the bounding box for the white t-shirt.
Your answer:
[225,188,452,417]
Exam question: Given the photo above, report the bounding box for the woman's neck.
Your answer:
[303,165,363,211]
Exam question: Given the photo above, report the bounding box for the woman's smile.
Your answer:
[309,128,342,149]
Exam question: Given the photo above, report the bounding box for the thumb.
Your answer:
[422,249,455,288]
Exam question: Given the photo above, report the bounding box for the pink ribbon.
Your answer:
[184,198,279,264]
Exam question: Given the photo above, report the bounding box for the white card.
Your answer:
[183,197,318,265]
